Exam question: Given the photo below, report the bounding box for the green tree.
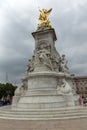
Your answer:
[0,83,17,98]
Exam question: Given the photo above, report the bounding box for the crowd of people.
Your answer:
[78,95,87,106]
[0,95,12,106]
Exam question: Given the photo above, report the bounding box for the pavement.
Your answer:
[0,118,87,130]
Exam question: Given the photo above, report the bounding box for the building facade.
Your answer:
[73,76,87,96]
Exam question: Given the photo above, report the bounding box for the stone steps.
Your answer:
[0,106,87,120]
[0,107,87,115]
[1,106,87,113]
[1,110,87,115]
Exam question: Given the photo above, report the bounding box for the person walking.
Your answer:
[79,95,83,106]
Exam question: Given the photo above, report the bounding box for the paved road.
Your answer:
[0,118,87,130]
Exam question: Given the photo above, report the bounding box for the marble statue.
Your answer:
[57,79,73,95]
[27,56,35,72]
[51,56,60,71]
[15,80,27,96]
[37,49,53,70]
[60,55,69,73]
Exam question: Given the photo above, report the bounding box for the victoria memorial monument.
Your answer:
[12,8,78,111]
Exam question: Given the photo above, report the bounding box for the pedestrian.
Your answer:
[78,95,83,106]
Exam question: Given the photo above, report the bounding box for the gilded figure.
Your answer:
[38,8,52,29]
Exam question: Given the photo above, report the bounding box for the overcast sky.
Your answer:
[0,0,87,85]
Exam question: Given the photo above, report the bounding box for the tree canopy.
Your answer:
[0,83,17,98]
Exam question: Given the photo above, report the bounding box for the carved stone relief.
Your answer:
[57,79,73,95]
[36,40,51,52]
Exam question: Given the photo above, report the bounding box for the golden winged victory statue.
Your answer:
[37,8,52,30]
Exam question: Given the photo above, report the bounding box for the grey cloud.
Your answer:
[53,2,87,76]
[0,0,87,84]
[0,4,35,84]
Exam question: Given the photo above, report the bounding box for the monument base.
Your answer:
[12,72,78,110]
